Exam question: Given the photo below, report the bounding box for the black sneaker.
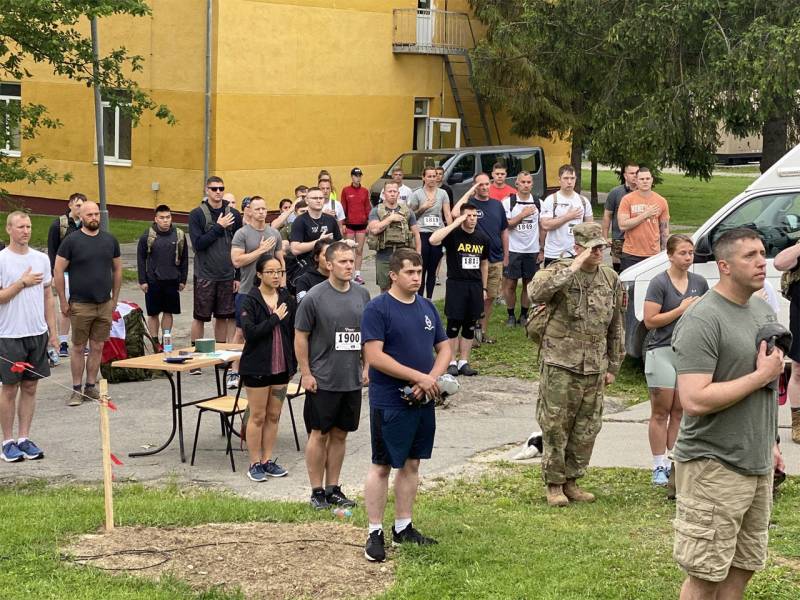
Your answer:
[506,315,517,327]
[458,363,478,377]
[326,485,356,508]
[364,529,386,562]
[446,364,459,377]
[392,523,438,546]
[310,491,331,511]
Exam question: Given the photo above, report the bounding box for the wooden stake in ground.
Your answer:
[99,379,114,532]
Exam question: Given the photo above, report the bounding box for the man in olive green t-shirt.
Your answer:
[671,228,784,599]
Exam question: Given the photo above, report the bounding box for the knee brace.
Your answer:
[446,319,463,339]
[460,319,477,340]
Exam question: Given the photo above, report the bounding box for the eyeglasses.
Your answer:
[261,270,286,276]
[208,186,225,192]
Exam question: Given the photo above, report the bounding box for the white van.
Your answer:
[621,143,800,358]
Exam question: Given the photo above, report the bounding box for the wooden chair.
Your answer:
[285,378,306,451]
[190,385,248,472]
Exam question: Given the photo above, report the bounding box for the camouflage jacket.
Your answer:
[528,259,625,375]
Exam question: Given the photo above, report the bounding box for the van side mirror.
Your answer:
[448,172,464,184]
[693,235,713,263]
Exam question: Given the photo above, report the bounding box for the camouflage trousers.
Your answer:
[536,364,605,484]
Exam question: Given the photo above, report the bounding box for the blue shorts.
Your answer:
[234,293,247,328]
[370,403,436,468]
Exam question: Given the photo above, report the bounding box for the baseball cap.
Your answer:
[573,222,606,249]
[350,167,363,176]
[241,196,252,209]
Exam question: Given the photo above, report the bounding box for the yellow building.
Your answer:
[4,0,569,218]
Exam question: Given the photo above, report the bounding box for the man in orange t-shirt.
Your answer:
[617,167,670,271]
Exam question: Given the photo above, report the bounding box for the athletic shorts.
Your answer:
[303,388,362,434]
[620,253,647,272]
[444,279,483,322]
[788,299,800,362]
[673,458,772,582]
[504,251,539,280]
[345,223,367,234]
[193,278,236,321]
[144,279,181,317]
[370,402,436,468]
[0,332,50,385]
[241,371,289,388]
[644,345,677,389]
[70,300,114,346]
[486,261,503,299]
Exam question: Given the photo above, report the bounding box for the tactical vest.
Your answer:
[367,203,415,251]
[781,243,800,299]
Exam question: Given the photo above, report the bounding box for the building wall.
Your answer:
[5,0,568,217]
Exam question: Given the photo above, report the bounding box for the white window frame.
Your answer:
[0,83,21,157]
[99,98,132,166]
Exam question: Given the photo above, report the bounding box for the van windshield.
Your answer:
[386,153,455,179]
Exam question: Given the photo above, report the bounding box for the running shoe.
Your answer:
[188,368,202,376]
[310,491,331,510]
[458,363,478,377]
[66,390,83,406]
[17,439,44,460]
[83,385,100,401]
[262,459,288,478]
[1,441,24,463]
[506,315,517,327]
[326,485,356,508]
[247,462,267,482]
[59,341,69,357]
[446,364,459,377]
[226,371,240,389]
[364,529,386,562]
[652,466,669,486]
[392,523,438,546]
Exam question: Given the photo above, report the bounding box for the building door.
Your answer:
[413,98,430,150]
[427,117,461,149]
[417,0,434,47]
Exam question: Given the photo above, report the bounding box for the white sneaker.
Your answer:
[226,372,240,389]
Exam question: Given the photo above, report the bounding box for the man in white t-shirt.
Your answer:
[380,167,413,205]
[502,171,545,326]
[0,212,57,463]
[540,164,593,266]
[319,179,346,235]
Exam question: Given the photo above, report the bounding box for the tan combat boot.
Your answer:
[792,409,800,444]
[563,479,595,503]
[546,484,569,507]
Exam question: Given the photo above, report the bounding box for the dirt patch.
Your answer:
[62,521,394,599]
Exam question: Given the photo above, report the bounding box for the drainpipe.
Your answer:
[202,0,212,191]
[90,16,109,232]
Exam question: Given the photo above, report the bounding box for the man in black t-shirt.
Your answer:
[54,201,122,406]
[289,186,342,267]
[430,204,489,377]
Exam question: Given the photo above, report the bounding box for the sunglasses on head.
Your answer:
[208,186,225,192]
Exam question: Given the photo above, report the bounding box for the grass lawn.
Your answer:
[584,170,755,228]
[0,212,153,249]
[435,299,649,406]
[2,468,799,598]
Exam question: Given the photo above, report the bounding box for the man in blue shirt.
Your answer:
[361,248,451,562]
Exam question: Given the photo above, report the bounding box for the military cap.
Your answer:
[573,222,606,249]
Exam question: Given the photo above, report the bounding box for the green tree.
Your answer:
[0,0,173,187]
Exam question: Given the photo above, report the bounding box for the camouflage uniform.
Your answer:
[529,227,625,485]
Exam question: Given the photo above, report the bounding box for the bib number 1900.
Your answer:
[335,330,361,351]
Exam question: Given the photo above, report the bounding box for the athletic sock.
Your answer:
[2,439,13,447]
[17,437,27,444]
[85,383,96,389]
[369,523,383,534]
[311,487,325,497]
[394,517,412,532]
[520,306,530,319]
[449,360,457,367]
[355,270,361,276]
[72,385,81,391]
[653,454,666,469]
[59,335,68,344]
[457,359,468,369]
[325,484,338,495]
[507,307,515,318]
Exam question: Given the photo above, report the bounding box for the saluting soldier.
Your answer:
[528,222,625,507]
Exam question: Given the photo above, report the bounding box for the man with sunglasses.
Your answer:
[529,222,625,507]
[188,176,243,355]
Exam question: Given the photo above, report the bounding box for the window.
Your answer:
[0,83,21,157]
[100,93,132,165]
[387,152,455,179]
[447,153,476,183]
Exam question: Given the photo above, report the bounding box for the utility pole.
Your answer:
[91,16,109,231]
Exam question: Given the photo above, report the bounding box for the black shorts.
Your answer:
[504,252,539,280]
[303,388,362,434]
[370,403,436,469]
[241,371,290,388]
[193,278,236,321]
[444,279,483,322]
[789,300,800,362]
[0,332,50,385]
[144,279,181,316]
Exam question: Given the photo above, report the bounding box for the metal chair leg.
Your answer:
[191,408,205,466]
[287,396,301,451]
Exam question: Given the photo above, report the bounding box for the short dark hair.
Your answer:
[389,248,422,273]
[279,198,292,209]
[462,204,478,212]
[312,238,330,265]
[155,204,171,214]
[324,241,354,262]
[206,176,223,186]
[422,166,437,177]
[68,192,87,204]
[623,162,639,172]
[249,195,265,206]
[306,186,322,195]
[492,162,507,172]
[294,199,308,212]
[558,164,575,177]
[294,185,308,195]
[637,166,652,176]
[713,228,762,261]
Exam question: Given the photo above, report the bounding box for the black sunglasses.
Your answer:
[208,186,225,192]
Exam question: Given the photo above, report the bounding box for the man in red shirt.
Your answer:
[488,163,517,201]
[340,167,372,284]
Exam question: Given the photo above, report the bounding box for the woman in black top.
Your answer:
[295,239,330,302]
[239,255,296,482]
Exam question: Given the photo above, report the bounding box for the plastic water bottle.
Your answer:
[331,507,352,519]
[163,329,173,358]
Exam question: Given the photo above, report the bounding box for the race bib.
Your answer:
[517,221,534,232]
[335,329,361,351]
[462,255,480,270]
[422,214,440,227]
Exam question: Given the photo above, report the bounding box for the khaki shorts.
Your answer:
[486,261,503,300]
[610,239,624,263]
[376,257,391,291]
[673,458,773,582]
[70,299,114,346]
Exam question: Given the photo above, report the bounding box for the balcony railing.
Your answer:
[392,9,472,55]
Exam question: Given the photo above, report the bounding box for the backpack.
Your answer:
[780,247,800,299]
[100,305,158,383]
[507,194,541,213]
[199,201,232,233]
[367,203,415,251]
[58,214,78,243]
[146,225,186,266]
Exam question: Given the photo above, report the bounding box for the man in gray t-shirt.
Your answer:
[670,228,784,596]
[602,163,638,272]
[294,242,370,510]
